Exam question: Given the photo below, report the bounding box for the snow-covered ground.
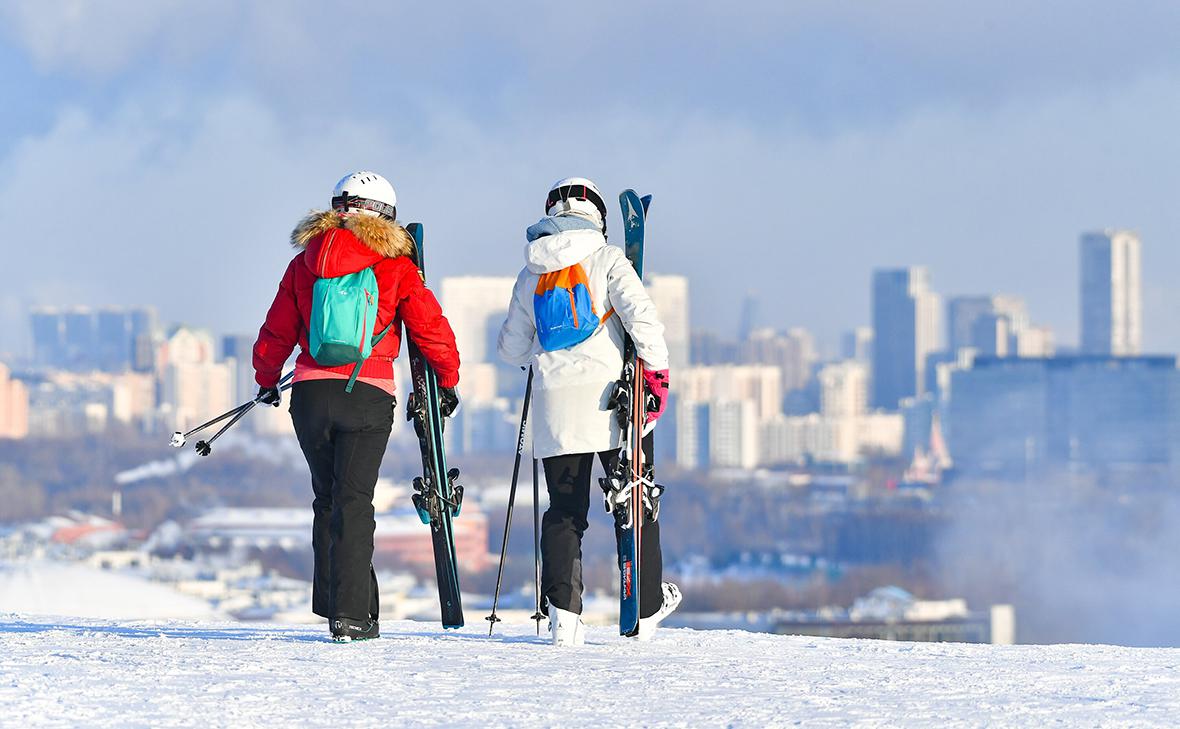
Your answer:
[2,616,1178,727]
[0,562,221,621]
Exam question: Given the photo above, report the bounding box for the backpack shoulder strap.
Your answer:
[345,266,396,394]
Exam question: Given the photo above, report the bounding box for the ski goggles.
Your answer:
[546,184,607,221]
[332,194,397,221]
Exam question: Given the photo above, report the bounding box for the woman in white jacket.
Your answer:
[497,177,681,644]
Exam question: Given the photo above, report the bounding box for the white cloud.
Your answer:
[3,68,1180,359]
[0,0,236,76]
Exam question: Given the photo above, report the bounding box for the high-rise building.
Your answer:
[690,330,738,365]
[841,326,874,362]
[440,276,516,368]
[96,308,131,371]
[819,360,868,418]
[645,274,690,372]
[945,355,1177,473]
[1014,326,1054,357]
[674,400,710,470]
[0,363,29,439]
[1080,230,1142,356]
[946,295,1052,360]
[709,399,759,469]
[29,308,65,367]
[871,267,942,410]
[946,296,995,355]
[740,328,816,393]
[30,306,157,372]
[160,327,233,430]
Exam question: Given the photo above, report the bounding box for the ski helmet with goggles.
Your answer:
[331,171,397,221]
[546,177,607,231]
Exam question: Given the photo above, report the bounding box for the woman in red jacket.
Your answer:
[252,171,461,641]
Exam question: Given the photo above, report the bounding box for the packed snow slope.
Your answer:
[2,615,1178,728]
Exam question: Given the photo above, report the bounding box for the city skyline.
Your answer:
[4,223,1156,366]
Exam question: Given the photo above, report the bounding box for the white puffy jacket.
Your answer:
[497,219,669,458]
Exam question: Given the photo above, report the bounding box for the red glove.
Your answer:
[642,367,669,425]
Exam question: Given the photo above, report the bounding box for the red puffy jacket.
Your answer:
[252,211,461,389]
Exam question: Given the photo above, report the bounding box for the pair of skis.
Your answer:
[602,189,660,637]
[404,223,464,630]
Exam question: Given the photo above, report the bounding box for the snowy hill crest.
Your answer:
[2,615,1178,727]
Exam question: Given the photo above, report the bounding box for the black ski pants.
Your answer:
[290,379,395,621]
[540,432,663,618]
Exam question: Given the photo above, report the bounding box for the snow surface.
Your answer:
[2,615,1178,727]
[0,563,220,620]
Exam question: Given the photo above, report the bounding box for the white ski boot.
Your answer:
[549,605,585,647]
[636,583,682,642]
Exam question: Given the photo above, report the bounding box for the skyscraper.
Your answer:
[739,328,816,393]
[30,305,156,372]
[946,296,994,354]
[840,326,874,362]
[819,360,868,418]
[645,274,690,372]
[738,291,759,342]
[871,267,942,410]
[1080,230,1141,356]
[30,308,65,367]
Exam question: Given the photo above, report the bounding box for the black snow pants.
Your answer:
[290,379,395,621]
[540,432,663,619]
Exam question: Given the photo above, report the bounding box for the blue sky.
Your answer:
[2,1,1180,356]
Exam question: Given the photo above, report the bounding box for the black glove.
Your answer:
[257,386,281,407]
[439,387,461,418]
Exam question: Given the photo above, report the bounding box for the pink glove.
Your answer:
[642,367,669,425]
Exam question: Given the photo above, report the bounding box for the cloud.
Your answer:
[0,0,237,76]
[2,2,1180,356]
[7,2,1180,124]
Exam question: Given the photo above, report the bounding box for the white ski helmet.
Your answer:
[331,171,397,220]
[546,176,607,231]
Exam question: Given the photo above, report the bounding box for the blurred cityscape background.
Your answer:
[3,226,1176,647]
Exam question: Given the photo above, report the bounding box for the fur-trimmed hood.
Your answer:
[292,210,414,257]
[291,210,415,278]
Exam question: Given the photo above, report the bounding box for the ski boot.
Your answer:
[636,583,682,642]
[330,616,380,642]
[549,605,585,647]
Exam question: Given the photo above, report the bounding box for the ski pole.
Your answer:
[531,455,544,634]
[192,378,294,457]
[194,378,294,456]
[170,372,294,448]
[486,367,533,635]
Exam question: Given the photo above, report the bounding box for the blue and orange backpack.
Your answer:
[533,263,614,351]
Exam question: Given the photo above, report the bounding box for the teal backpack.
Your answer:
[308,267,392,393]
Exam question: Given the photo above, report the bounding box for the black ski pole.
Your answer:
[192,377,295,457]
[170,372,294,448]
[531,455,544,634]
[486,367,534,635]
